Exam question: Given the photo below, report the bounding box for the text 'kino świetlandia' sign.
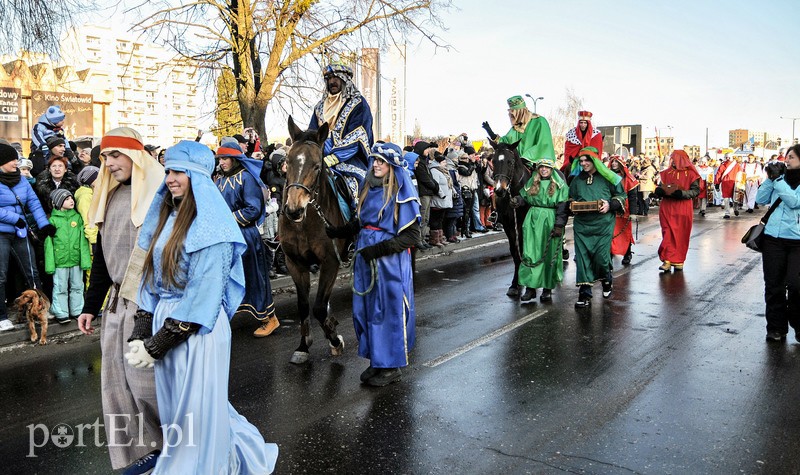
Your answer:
[31,90,94,138]
[0,87,22,138]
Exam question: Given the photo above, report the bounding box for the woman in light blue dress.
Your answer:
[124,140,278,474]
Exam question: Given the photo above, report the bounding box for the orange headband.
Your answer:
[100,135,144,151]
[579,149,599,160]
[216,147,244,157]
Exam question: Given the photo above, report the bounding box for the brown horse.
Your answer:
[280,116,350,364]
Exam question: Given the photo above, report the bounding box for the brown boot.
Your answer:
[438,229,449,246]
[254,316,280,337]
[430,229,445,247]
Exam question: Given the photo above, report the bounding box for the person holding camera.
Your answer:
[755,144,800,343]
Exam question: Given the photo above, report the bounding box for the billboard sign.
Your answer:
[31,90,94,138]
[0,87,22,139]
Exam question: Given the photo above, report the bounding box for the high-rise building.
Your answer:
[643,136,674,160]
[729,129,748,148]
[683,145,701,159]
[60,25,198,146]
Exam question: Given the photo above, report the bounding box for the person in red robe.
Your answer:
[654,150,701,272]
[714,154,742,218]
[609,157,639,265]
[561,111,604,176]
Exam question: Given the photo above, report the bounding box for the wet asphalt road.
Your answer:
[2,206,800,474]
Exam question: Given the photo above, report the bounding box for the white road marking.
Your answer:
[422,309,548,368]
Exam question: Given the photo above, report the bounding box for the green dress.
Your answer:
[499,116,556,165]
[518,175,569,290]
[568,172,626,286]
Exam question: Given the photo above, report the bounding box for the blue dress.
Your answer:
[352,172,421,368]
[216,168,275,320]
[138,212,279,474]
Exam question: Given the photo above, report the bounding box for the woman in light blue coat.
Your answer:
[755,144,800,343]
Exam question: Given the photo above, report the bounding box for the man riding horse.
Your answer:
[308,62,374,211]
[482,95,556,169]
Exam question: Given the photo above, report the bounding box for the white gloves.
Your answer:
[125,340,156,369]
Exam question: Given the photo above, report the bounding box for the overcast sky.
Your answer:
[91,0,799,150]
[402,0,799,150]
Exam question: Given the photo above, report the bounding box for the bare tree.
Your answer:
[549,87,584,157]
[130,0,452,140]
[0,0,94,56]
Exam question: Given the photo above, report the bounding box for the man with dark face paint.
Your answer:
[308,62,375,207]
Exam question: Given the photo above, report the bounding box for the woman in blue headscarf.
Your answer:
[124,140,278,474]
[326,142,421,387]
[215,137,279,338]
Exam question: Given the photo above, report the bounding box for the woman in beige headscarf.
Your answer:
[78,127,166,471]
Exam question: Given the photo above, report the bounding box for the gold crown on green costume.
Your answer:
[507,95,526,110]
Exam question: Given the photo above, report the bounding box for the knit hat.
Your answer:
[17,158,33,170]
[90,145,101,164]
[0,143,17,166]
[77,166,100,185]
[50,188,73,210]
[507,95,526,110]
[46,136,66,149]
[412,141,437,157]
[232,134,247,144]
[10,142,24,157]
[46,106,66,124]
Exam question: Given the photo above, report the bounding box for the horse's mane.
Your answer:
[291,128,322,146]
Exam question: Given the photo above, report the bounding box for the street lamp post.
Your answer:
[780,116,800,145]
[525,94,544,114]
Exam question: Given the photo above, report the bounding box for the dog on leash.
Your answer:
[13,289,50,345]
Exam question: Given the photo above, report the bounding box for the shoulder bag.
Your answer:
[741,198,782,252]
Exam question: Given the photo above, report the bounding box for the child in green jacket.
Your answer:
[45,189,91,323]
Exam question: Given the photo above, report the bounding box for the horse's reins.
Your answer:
[493,149,530,267]
[284,140,349,268]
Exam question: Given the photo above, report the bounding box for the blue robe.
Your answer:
[353,171,421,368]
[216,168,274,320]
[309,95,374,191]
[138,212,278,474]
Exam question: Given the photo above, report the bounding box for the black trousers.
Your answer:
[761,234,800,334]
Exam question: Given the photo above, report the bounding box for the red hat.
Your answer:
[578,111,593,120]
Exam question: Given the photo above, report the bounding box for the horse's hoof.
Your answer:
[506,286,520,298]
[290,351,310,364]
[329,335,345,356]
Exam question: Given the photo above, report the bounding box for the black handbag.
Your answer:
[741,198,782,252]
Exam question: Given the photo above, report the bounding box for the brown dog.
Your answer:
[13,289,50,345]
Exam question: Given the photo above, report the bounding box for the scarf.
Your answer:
[366,172,384,188]
[322,92,346,126]
[0,170,21,188]
[510,108,534,134]
[785,168,800,189]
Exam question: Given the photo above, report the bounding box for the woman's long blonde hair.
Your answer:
[528,169,557,197]
[141,186,197,290]
[356,165,399,223]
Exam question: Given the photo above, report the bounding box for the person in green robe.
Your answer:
[568,147,626,308]
[517,159,570,303]
[481,95,555,167]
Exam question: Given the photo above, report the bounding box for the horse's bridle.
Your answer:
[493,148,527,190]
[283,140,333,227]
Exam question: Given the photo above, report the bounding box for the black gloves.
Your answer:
[670,189,684,199]
[550,226,564,238]
[38,224,57,239]
[653,187,665,198]
[142,318,201,360]
[127,309,154,342]
[15,218,26,228]
[765,162,786,180]
[325,219,360,239]
[359,242,388,262]
[481,121,496,139]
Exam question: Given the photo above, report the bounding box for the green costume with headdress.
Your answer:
[568,147,626,287]
[497,95,556,166]
[518,159,569,290]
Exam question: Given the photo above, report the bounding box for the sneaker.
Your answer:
[364,367,402,387]
[723,215,730,219]
[746,208,754,214]
[520,288,537,302]
[254,316,280,338]
[765,332,786,342]
[56,317,70,325]
[0,319,14,331]
[602,281,612,298]
[574,298,591,309]
[122,450,160,475]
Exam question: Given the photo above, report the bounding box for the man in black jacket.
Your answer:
[412,141,440,249]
